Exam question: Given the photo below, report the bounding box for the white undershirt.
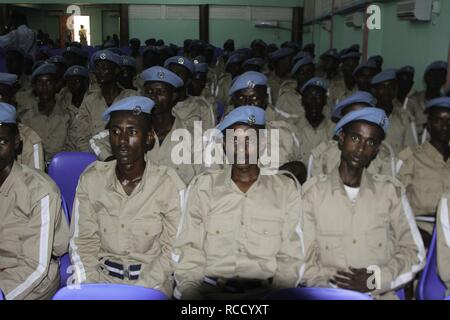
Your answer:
[344,185,360,203]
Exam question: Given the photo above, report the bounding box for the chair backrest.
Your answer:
[417,228,447,300]
[264,287,373,300]
[0,289,4,300]
[48,152,96,217]
[52,283,168,300]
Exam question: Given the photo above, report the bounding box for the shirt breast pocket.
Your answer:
[318,234,345,268]
[98,214,118,253]
[132,220,162,253]
[246,217,283,258]
[205,216,235,259]
[365,228,389,265]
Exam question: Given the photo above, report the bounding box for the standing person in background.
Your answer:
[79,25,87,46]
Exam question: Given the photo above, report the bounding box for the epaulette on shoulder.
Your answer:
[311,140,335,158]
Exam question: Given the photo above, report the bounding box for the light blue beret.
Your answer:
[425,61,448,74]
[217,105,265,132]
[0,73,18,86]
[91,50,122,67]
[334,108,390,136]
[63,46,88,58]
[353,60,378,77]
[31,62,56,81]
[397,65,415,76]
[0,102,16,124]
[291,56,314,75]
[371,68,398,85]
[300,77,329,95]
[332,91,377,119]
[268,48,295,61]
[292,51,312,65]
[64,65,89,79]
[49,55,69,66]
[243,58,265,68]
[321,48,340,61]
[226,53,245,68]
[102,96,155,122]
[228,71,268,96]
[140,66,184,88]
[164,56,195,75]
[121,56,137,69]
[340,51,361,60]
[425,97,450,110]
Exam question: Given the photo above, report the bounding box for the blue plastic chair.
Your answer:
[52,284,168,300]
[59,196,72,288]
[417,228,447,300]
[0,289,4,300]
[264,287,373,300]
[48,152,96,218]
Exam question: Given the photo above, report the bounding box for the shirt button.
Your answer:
[145,232,149,236]
[121,224,125,228]
[378,243,382,247]
[216,230,220,234]
[353,240,357,244]
[103,228,107,232]
[264,230,269,235]
[238,248,242,253]
[241,221,244,226]
[325,245,329,250]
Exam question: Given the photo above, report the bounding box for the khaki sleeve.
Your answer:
[89,130,112,161]
[69,174,101,284]
[272,179,304,289]
[436,195,450,292]
[403,113,419,148]
[141,172,183,298]
[375,182,425,295]
[301,181,335,287]
[21,138,45,171]
[0,190,65,300]
[63,111,80,152]
[396,149,414,187]
[73,99,93,152]
[172,180,208,300]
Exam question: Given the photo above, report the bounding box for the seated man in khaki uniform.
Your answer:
[308,91,397,179]
[0,103,69,299]
[69,96,185,298]
[275,56,315,121]
[397,97,450,247]
[189,57,216,118]
[89,66,201,184]
[291,77,335,162]
[437,190,450,294]
[266,48,296,105]
[303,108,425,300]
[20,63,75,164]
[173,106,304,300]
[164,56,216,131]
[337,51,361,102]
[73,49,137,152]
[317,48,345,106]
[0,72,44,170]
[215,52,245,107]
[222,71,306,183]
[352,60,378,95]
[371,69,418,154]
[407,61,448,137]
[118,55,138,91]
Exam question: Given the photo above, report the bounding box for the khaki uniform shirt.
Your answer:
[308,140,397,180]
[293,117,335,162]
[15,88,37,117]
[89,109,200,185]
[406,91,428,137]
[302,168,425,299]
[267,71,290,106]
[172,166,304,299]
[0,162,69,300]
[69,160,185,298]
[20,101,74,161]
[436,191,450,293]
[386,105,418,155]
[17,123,45,171]
[215,73,232,106]
[397,142,450,234]
[173,95,216,131]
[73,88,137,152]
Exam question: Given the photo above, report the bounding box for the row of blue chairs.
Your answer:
[1,152,444,300]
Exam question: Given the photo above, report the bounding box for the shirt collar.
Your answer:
[330,166,376,196]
